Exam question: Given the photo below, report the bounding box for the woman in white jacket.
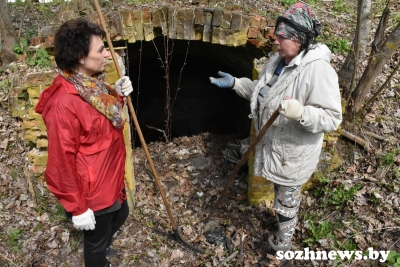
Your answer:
[210,2,342,259]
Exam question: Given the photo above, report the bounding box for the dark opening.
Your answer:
[126,36,266,147]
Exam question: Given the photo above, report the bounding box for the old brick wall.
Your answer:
[32,3,275,49]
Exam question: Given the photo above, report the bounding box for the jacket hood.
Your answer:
[35,75,77,114]
[292,43,332,66]
[35,84,58,115]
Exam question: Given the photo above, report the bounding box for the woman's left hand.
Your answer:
[115,76,133,96]
[279,97,304,121]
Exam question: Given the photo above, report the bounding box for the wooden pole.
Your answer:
[93,0,177,229]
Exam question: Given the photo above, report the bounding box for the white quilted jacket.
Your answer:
[232,43,342,186]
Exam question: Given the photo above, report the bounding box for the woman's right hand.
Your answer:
[72,208,96,230]
[279,97,305,121]
[209,71,235,89]
[115,76,133,96]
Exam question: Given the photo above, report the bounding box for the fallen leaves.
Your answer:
[1,2,400,267]
[354,234,369,250]
[170,249,184,261]
[0,138,8,149]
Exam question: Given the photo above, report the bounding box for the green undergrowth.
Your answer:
[301,172,362,264]
[13,37,52,68]
[301,147,400,264]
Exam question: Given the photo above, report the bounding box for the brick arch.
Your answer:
[80,4,276,49]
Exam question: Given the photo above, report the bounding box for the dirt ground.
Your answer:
[1,112,399,266]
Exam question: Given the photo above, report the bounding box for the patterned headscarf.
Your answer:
[60,70,126,129]
[274,3,321,44]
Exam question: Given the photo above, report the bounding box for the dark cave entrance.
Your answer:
[125,36,266,147]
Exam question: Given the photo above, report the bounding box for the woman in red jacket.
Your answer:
[35,18,133,267]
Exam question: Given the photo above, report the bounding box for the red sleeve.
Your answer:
[44,98,88,216]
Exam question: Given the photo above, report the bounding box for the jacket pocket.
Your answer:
[267,139,303,180]
[82,166,96,197]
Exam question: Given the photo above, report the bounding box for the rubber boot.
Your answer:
[268,216,297,251]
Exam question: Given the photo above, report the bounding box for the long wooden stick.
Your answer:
[204,109,280,224]
[93,0,177,229]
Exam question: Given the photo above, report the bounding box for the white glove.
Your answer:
[279,98,304,121]
[72,208,96,230]
[115,76,133,96]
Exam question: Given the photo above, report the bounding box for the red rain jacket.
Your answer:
[35,75,126,216]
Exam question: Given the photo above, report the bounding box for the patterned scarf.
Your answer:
[60,70,126,129]
[275,3,320,44]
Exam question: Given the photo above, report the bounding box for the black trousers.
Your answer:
[83,199,129,267]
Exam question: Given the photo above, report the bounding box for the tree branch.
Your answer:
[217,251,239,267]
[346,0,364,104]
[355,62,400,117]
[341,129,371,151]
[146,125,168,143]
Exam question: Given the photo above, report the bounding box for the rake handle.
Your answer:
[93,0,177,230]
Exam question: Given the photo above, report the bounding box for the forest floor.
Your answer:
[1,0,400,267]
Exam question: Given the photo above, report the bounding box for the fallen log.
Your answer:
[341,129,371,152]
[364,131,385,141]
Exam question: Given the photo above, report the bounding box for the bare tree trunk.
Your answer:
[338,0,371,96]
[355,62,400,117]
[348,20,400,118]
[0,0,18,66]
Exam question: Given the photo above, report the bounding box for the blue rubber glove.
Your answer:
[209,71,235,89]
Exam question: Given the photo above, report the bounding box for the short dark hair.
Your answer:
[54,18,106,73]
